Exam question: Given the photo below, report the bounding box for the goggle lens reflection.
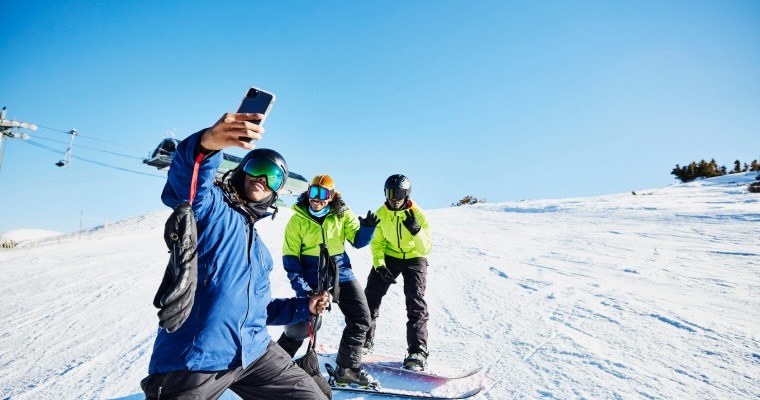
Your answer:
[242,158,285,191]
[309,185,333,200]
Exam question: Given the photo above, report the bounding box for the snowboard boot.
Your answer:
[403,349,429,371]
[334,365,379,388]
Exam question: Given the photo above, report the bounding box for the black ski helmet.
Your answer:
[384,174,411,201]
[230,148,289,195]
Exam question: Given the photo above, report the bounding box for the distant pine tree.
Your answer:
[671,158,727,182]
[733,160,742,173]
[452,195,484,206]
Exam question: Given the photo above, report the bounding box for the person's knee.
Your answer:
[406,305,429,322]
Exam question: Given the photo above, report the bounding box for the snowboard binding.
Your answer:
[325,363,381,390]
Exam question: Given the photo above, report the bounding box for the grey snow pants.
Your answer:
[140,341,327,400]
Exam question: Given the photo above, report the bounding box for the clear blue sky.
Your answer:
[2,1,758,233]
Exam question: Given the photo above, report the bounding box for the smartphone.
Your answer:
[237,87,276,141]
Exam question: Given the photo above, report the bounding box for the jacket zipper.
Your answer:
[396,212,407,259]
[240,224,254,336]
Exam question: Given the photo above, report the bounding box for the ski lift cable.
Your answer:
[34,124,70,134]
[19,139,166,178]
[29,134,145,160]
[72,155,166,178]
[22,139,66,155]
[36,124,148,151]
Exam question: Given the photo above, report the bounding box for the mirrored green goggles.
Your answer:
[242,158,285,192]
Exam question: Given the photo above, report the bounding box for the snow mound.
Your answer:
[0,229,64,243]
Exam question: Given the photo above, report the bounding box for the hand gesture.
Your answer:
[309,291,330,315]
[199,113,266,152]
[376,266,397,285]
[358,210,380,227]
[402,210,421,236]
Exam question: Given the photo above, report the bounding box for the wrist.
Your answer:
[198,128,219,153]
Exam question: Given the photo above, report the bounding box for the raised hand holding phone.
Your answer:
[200,113,265,152]
[199,87,276,152]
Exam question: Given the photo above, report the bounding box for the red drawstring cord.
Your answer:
[188,153,205,206]
[308,315,315,346]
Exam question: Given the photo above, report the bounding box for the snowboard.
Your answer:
[316,343,483,380]
[317,344,485,399]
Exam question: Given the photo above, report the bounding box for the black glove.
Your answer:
[153,203,198,333]
[358,210,380,227]
[376,266,397,284]
[402,210,421,236]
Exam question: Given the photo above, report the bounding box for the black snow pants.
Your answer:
[278,278,371,368]
[364,256,429,354]
[140,341,327,400]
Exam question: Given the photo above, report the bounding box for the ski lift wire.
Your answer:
[34,124,70,134]
[22,139,66,155]
[36,124,147,151]
[73,155,166,178]
[30,135,145,160]
[20,139,166,178]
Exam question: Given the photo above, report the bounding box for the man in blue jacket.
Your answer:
[141,112,329,399]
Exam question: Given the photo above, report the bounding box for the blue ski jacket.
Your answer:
[148,130,310,374]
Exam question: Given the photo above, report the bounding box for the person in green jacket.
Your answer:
[278,174,381,387]
[363,174,433,371]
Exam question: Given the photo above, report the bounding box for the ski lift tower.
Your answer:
[0,106,38,172]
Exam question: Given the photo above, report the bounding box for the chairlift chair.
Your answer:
[143,138,179,169]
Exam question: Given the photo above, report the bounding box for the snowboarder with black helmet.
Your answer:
[363,174,433,371]
[142,112,330,400]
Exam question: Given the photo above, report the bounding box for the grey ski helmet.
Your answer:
[384,174,411,201]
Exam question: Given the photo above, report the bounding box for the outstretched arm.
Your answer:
[161,113,266,219]
[346,209,377,249]
[266,292,329,325]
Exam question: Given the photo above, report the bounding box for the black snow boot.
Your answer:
[403,349,428,371]
[334,365,378,388]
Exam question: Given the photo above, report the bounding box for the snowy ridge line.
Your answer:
[8,212,170,249]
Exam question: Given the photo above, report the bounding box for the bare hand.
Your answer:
[199,113,265,152]
[309,291,329,315]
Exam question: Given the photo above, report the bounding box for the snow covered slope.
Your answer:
[0,229,63,244]
[0,173,758,399]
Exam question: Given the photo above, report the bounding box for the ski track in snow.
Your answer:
[1,174,759,399]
